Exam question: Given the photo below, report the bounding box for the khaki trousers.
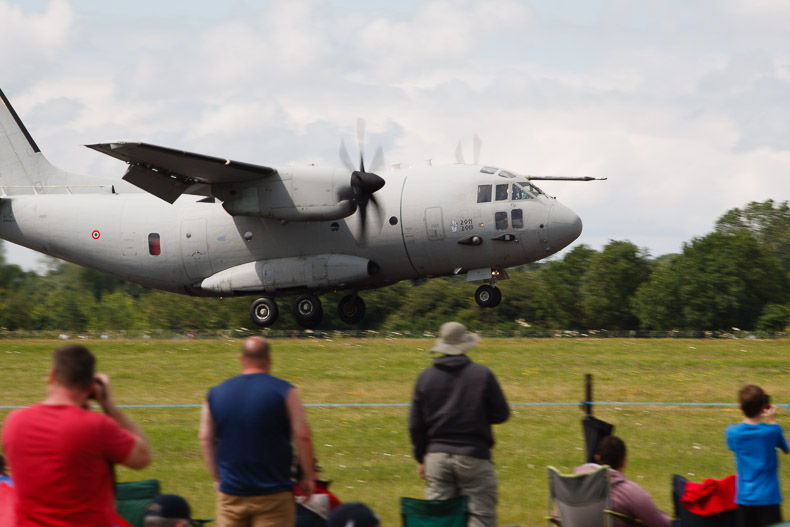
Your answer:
[424,452,498,527]
[216,490,294,527]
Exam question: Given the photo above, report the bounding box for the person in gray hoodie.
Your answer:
[408,322,510,527]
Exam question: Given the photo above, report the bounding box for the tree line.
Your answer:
[0,200,788,334]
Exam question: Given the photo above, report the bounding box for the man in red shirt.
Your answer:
[2,344,152,527]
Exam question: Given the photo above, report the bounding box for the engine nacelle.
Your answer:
[216,167,357,221]
[200,254,378,294]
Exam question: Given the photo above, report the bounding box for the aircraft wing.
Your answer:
[87,142,276,203]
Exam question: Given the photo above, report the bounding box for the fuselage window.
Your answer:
[495,184,509,201]
[480,166,497,174]
[511,209,524,229]
[495,211,508,230]
[477,185,492,203]
[148,233,161,256]
[512,184,532,200]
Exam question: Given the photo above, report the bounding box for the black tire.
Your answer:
[475,284,502,308]
[489,286,502,307]
[338,295,366,324]
[250,297,278,327]
[293,294,323,329]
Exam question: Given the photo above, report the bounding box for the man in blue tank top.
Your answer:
[200,336,315,526]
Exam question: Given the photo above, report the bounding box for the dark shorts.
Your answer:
[737,504,781,527]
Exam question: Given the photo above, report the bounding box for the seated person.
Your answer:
[575,435,671,527]
[327,503,379,527]
[143,494,195,527]
[294,458,341,526]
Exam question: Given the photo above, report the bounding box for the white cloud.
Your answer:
[0,0,75,58]
[1,0,789,270]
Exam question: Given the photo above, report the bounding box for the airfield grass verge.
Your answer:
[2,338,790,525]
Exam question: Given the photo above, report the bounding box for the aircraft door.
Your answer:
[180,218,213,279]
[425,207,445,240]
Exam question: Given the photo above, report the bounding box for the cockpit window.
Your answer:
[516,180,544,197]
[495,184,509,201]
[477,184,492,203]
[495,211,508,230]
[498,170,517,179]
[511,209,523,229]
[512,184,532,200]
[480,166,497,174]
[525,181,544,196]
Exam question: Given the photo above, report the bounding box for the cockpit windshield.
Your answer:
[515,180,544,198]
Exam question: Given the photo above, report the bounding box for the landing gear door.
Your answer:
[181,218,213,280]
[425,207,445,240]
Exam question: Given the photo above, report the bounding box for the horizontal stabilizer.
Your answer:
[87,142,277,202]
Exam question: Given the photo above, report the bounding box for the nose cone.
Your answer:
[547,201,582,252]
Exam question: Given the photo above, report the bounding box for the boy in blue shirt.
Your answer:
[726,384,789,527]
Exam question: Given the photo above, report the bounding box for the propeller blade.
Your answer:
[369,193,385,230]
[455,141,465,164]
[358,197,368,238]
[357,118,366,172]
[370,145,385,174]
[339,139,355,172]
[473,134,482,165]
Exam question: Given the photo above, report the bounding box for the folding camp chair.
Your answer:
[400,495,468,527]
[583,415,614,464]
[115,479,161,527]
[547,466,641,527]
[115,480,212,527]
[672,475,736,527]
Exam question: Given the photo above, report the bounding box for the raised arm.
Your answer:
[95,373,152,470]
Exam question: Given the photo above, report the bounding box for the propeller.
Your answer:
[455,134,483,165]
[338,119,386,239]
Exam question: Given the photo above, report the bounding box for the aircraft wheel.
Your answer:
[475,285,502,308]
[293,294,323,329]
[338,295,366,324]
[250,297,279,327]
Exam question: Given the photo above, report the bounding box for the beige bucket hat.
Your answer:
[430,321,480,355]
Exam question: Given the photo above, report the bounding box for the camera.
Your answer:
[88,377,105,400]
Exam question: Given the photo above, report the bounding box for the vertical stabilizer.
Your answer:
[0,89,67,190]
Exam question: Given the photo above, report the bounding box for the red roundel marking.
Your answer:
[91,230,101,240]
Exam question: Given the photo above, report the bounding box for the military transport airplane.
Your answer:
[0,88,598,328]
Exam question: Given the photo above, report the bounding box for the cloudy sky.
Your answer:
[2,0,789,270]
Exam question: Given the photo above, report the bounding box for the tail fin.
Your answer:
[0,89,67,190]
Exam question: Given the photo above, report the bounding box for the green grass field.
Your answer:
[2,338,790,525]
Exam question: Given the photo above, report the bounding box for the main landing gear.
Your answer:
[475,284,502,308]
[248,293,368,328]
[293,294,323,329]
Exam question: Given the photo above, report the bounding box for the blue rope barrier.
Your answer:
[0,401,756,410]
